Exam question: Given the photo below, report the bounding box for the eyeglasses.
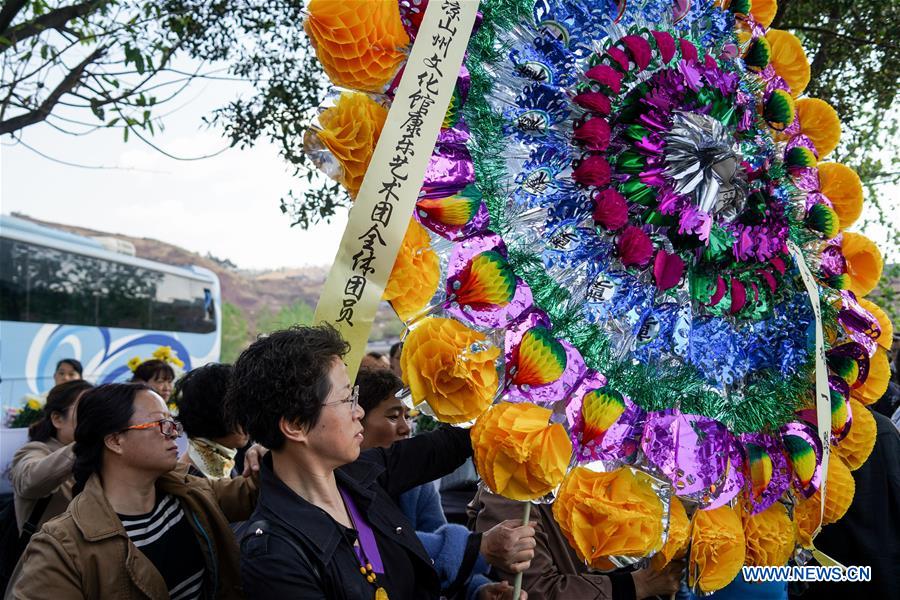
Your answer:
[121,418,183,439]
[322,385,359,411]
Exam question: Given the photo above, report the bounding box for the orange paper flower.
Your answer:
[857,298,893,351]
[834,398,877,470]
[472,402,572,501]
[401,317,500,424]
[841,232,883,297]
[765,30,810,97]
[795,455,856,547]
[749,0,778,28]
[689,506,746,593]
[852,347,891,406]
[384,220,440,321]
[817,163,863,231]
[314,92,388,197]
[794,98,841,158]
[305,0,410,92]
[743,503,794,567]
[651,498,690,570]
[553,467,664,566]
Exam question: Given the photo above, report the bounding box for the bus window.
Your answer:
[0,238,214,333]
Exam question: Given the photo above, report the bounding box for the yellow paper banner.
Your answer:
[313,0,481,381]
[787,242,831,538]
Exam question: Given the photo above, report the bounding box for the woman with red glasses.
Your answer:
[6,383,260,599]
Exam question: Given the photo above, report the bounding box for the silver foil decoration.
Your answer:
[664,111,747,219]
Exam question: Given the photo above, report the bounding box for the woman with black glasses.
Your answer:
[5,383,260,600]
[226,325,528,600]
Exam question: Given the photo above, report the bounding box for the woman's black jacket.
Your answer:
[239,425,473,599]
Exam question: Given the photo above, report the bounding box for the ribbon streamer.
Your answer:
[314,0,481,381]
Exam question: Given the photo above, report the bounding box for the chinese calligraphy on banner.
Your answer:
[313,0,480,381]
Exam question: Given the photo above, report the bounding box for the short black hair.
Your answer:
[356,368,403,415]
[389,342,402,360]
[174,363,233,440]
[131,359,175,383]
[56,358,83,376]
[225,325,350,450]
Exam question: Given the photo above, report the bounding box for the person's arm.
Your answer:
[364,425,472,497]
[208,474,258,523]
[10,443,74,500]
[240,534,328,600]
[415,481,449,533]
[475,491,619,600]
[7,530,83,599]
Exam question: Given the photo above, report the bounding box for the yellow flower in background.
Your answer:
[315,92,388,197]
[651,497,690,570]
[689,506,746,593]
[384,219,441,322]
[127,356,143,372]
[554,467,664,567]
[472,402,572,501]
[743,503,794,567]
[401,317,500,423]
[152,346,184,368]
[305,0,410,92]
[25,397,43,411]
[765,29,810,97]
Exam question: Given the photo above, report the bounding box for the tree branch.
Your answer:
[1,0,112,51]
[782,24,900,52]
[0,46,106,135]
[0,0,28,36]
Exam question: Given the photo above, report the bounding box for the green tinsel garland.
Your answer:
[461,0,824,434]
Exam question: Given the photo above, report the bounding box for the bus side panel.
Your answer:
[1,321,219,406]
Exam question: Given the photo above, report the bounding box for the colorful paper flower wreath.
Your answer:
[301,0,894,592]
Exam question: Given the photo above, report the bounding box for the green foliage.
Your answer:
[220,301,249,363]
[256,300,315,334]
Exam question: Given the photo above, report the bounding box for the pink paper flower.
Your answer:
[593,188,629,230]
[621,35,652,71]
[617,226,654,267]
[573,92,612,116]
[573,156,611,187]
[653,250,686,290]
[585,64,623,94]
[606,47,630,72]
[573,117,611,151]
[651,30,676,63]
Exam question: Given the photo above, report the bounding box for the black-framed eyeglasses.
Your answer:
[322,385,359,411]
[120,418,183,439]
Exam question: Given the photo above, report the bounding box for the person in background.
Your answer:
[5,383,261,599]
[360,351,390,371]
[356,368,536,599]
[130,359,175,402]
[52,359,83,386]
[471,488,684,600]
[794,409,900,599]
[228,325,527,599]
[10,380,93,533]
[389,342,403,377]
[173,363,250,479]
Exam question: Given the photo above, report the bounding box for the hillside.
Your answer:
[12,213,403,355]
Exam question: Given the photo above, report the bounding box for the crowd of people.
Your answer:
[2,329,898,599]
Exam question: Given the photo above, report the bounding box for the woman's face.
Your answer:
[53,363,81,386]
[147,373,174,401]
[361,395,411,450]
[112,390,181,474]
[305,359,365,468]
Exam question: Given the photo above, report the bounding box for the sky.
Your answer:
[0,77,348,271]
